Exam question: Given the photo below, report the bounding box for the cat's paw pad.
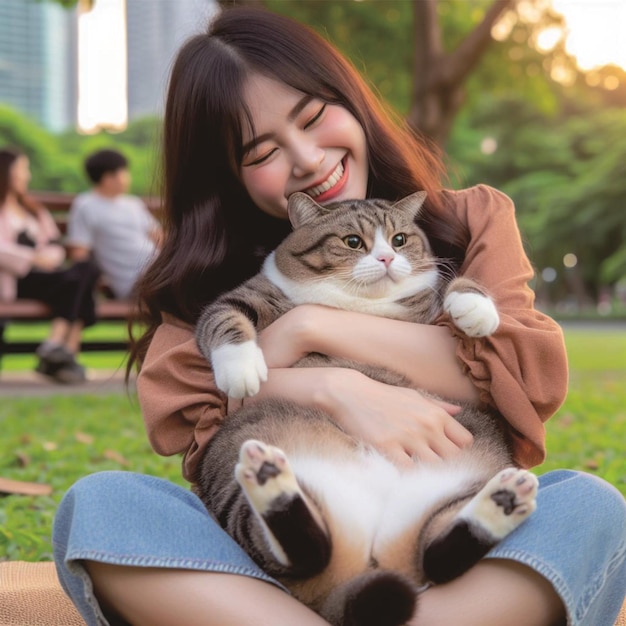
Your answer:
[211,341,268,398]
[461,468,538,539]
[443,292,499,337]
[236,440,300,513]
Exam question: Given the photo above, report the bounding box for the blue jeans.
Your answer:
[53,470,626,626]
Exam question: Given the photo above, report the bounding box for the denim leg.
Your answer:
[487,470,626,626]
[54,470,626,626]
[52,471,285,626]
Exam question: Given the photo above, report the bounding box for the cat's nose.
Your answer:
[377,252,394,267]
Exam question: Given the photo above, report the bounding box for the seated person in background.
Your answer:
[67,149,161,300]
[0,148,99,384]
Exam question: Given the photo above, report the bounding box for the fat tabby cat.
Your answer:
[194,191,538,626]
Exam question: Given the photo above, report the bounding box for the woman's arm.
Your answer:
[137,318,228,483]
[244,365,472,468]
[257,305,479,402]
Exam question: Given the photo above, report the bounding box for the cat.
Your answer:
[194,191,538,626]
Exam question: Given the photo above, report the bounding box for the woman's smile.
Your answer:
[302,157,347,202]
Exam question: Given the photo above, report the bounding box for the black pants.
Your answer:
[17,260,100,328]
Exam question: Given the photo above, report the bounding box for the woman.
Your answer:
[53,8,626,625]
[0,148,99,383]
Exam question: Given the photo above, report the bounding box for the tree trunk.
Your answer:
[408,0,515,147]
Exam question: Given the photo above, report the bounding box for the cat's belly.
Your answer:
[290,449,487,564]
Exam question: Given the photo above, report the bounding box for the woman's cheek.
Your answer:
[242,164,289,218]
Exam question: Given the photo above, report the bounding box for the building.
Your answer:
[0,0,217,133]
[0,0,77,132]
[126,0,217,120]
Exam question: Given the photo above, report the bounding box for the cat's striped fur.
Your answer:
[194,192,537,626]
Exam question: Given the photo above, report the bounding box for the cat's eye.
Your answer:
[343,235,363,250]
[391,233,407,248]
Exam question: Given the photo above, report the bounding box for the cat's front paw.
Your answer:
[211,341,268,398]
[461,468,538,540]
[443,292,499,337]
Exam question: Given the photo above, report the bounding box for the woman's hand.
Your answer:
[32,245,65,271]
[322,369,473,468]
[239,366,474,469]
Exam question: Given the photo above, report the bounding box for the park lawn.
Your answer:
[0,327,624,561]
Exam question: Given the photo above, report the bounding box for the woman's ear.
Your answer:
[287,192,325,229]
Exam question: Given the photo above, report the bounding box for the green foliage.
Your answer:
[448,96,626,297]
[264,0,413,113]
[0,327,624,561]
[0,107,161,196]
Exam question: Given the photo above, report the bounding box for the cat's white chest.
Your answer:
[262,253,437,320]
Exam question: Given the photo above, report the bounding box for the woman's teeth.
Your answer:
[306,161,344,198]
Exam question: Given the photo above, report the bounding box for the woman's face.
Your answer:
[239,74,369,219]
[9,155,31,196]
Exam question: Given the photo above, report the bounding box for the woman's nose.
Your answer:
[291,141,324,178]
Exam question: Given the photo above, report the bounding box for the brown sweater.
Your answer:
[138,185,568,483]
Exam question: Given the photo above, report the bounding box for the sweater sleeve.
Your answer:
[137,317,227,483]
[436,185,568,467]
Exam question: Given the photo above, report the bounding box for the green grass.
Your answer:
[0,327,624,561]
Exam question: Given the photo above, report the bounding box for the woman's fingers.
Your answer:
[429,397,463,416]
[443,415,474,449]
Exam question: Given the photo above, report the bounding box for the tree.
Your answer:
[408,0,514,145]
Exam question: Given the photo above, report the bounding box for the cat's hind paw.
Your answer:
[236,440,301,514]
[461,468,538,540]
[443,291,499,337]
[211,341,268,398]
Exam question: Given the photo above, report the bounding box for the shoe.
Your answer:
[35,355,87,384]
[35,343,73,364]
[53,360,87,384]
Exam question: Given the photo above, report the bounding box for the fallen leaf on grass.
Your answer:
[75,432,95,445]
[42,442,57,451]
[103,450,130,466]
[15,452,30,468]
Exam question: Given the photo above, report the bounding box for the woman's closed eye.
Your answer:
[242,102,327,167]
[304,103,326,130]
[243,148,277,167]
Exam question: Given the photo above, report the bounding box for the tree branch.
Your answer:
[443,0,516,85]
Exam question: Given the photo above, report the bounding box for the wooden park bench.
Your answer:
[0,191,159,361]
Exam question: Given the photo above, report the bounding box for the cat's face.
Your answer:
[274,192,437,300]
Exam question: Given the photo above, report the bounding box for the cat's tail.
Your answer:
[320,569,417,626]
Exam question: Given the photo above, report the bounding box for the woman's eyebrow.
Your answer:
[241,95,314,154]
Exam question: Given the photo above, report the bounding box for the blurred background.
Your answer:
[1,0,625,320]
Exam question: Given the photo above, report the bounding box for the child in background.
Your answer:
[67,149,161,300]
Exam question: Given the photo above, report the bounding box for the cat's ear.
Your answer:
[287,192,325,229]
[392,191,428,220]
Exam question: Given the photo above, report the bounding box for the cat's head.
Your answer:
[271,192,439,301]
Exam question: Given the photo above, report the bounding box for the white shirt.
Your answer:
[67,191,159,299]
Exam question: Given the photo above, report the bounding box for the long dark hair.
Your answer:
[128,7,468,372]
[0,148,40,215]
